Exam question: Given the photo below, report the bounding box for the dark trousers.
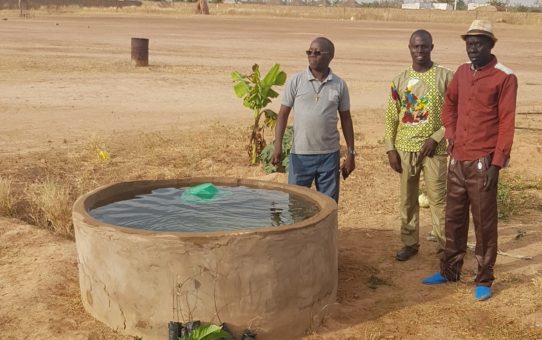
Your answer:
[440,154,498,287]
[288,151,340,203]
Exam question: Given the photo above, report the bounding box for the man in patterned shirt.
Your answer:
[384,30,453,261]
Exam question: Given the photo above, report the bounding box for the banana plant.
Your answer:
[185,324,231,340]
[232,64,287,165]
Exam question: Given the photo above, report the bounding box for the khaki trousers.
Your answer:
[440,155,498,287]
[398,150,447,249]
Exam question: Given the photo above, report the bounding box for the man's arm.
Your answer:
[271,105,291,166]
[339,109,355,179]
[418,68,454,162]
[418,127,443,163]
[272,74,296,166]
[441,70,460,146]
[384,82,402,173]
[492,74,518,168]
[484,74,518,191]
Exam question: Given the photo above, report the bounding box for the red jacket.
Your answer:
[442,56,517,168]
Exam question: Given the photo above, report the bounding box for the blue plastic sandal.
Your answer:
[422,272,448,285]
[475,286,492,301]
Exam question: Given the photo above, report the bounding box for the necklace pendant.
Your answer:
[315,95,319,102]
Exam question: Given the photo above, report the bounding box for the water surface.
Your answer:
[90,185,319,232]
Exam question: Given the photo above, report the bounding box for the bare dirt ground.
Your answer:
[1,6,542,340]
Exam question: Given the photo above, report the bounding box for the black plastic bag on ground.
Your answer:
[241,329,257,340]
[180,320,201,338]
[168,321,182,340]
[220,323,236,340]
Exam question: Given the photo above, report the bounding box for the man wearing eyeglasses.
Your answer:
[384,30,453,261]
[271,37,355,203]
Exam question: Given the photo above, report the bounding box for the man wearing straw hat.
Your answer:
[422,20,518,301]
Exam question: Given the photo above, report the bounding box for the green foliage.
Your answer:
[497,179,515,220]
[356,0,402,8]
[258,126,293,174]
[455,0,467,10]
[508,4,542,12]
[232,64,287,164]
[232,64,286,113]
[489,0,508,11]
[184,324,231,340]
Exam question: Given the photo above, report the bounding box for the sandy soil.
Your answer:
[1,8,542,340]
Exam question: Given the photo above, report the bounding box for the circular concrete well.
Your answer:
[73,177,338,340]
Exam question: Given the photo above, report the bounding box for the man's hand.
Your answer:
[417,138,438,165]
[387,150,402,173]
[340,154,355,180]
[271,144,282,166]
[484,165,500,191]
[447,139,454,155]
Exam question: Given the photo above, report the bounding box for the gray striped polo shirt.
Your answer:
[281,67,350,154]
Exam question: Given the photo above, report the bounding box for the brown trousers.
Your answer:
[440,154,498,287]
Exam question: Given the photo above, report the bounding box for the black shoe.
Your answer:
[395,246,418,261]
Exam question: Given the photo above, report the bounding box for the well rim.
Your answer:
[72,177,337,238]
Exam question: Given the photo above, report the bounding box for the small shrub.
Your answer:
[258,126,293,174]
[497,179,515,220]
[26,179,73,235]
[186,324,231,340]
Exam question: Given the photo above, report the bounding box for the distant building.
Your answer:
[432,2,452,10]
[401,2,432,9]
[467,3,494,10]
[401,1,452,9]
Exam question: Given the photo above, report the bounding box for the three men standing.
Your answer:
[385,30,453,261]
[423,20,517,301]
[271,21,517,301]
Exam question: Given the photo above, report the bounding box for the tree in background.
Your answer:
[489,0,508,11]
[195,0,209,14]
[436,0,467,10]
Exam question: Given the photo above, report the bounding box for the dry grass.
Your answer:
[0,116,539,240]
[26,179,74,236]
[0,177,15,217]
[0,115,539,340]
[0,122,259,237]
[532,275,542,292]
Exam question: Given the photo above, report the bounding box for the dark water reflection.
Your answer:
[90,186,319,232]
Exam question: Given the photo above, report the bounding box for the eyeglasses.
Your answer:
[305,50,329,56]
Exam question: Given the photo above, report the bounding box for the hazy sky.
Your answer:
[397,0,539,5]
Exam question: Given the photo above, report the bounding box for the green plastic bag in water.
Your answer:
[183,183,218,200]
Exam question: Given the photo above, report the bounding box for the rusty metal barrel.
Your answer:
[131,38,149,67]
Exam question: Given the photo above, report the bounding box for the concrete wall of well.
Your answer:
[73,177,338,339]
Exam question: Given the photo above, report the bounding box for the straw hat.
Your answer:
[461,19,498,42]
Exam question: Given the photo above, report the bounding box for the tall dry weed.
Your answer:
[532,275,542,295]
[26,179,73,236]
[0,177,15,217]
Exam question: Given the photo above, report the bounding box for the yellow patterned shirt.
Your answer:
[384,64,453,155]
